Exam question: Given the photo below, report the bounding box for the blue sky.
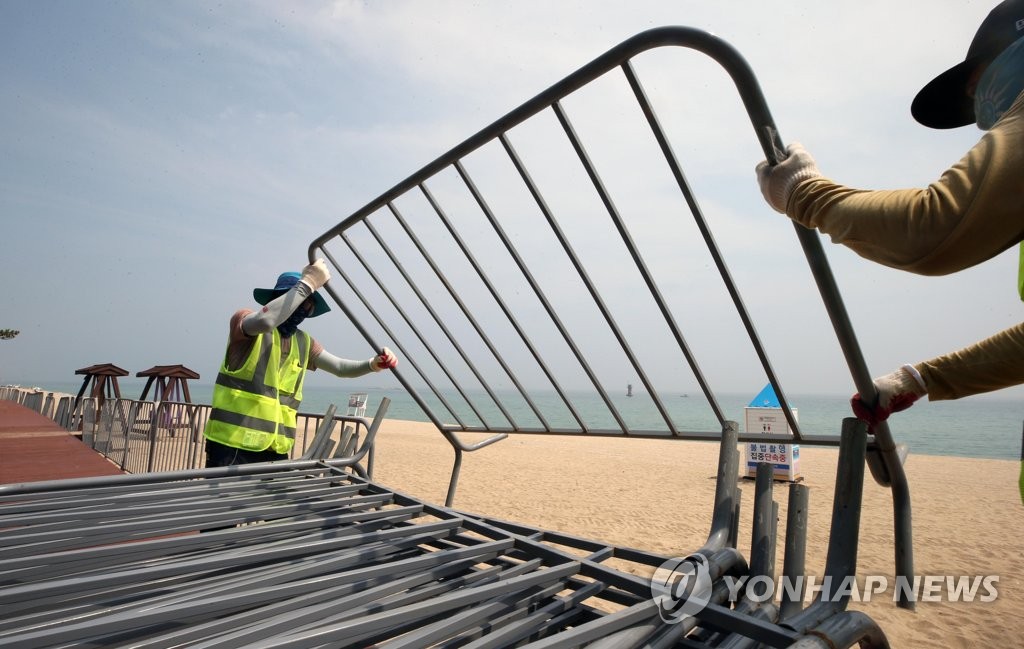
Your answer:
[2,1,1020,403]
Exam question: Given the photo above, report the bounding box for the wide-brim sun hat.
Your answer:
[911,0,1024,129]
[253,271,331,318]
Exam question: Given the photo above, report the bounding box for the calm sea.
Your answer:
[29,379,1024,461]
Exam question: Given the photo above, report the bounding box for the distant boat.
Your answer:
[626,384,633,397]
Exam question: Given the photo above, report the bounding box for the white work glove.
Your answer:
[850,364,928,427]
[370,346,398,372]
[755,142,822,214]
[300,259,331,292]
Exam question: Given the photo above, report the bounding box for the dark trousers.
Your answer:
[205,439,288,467]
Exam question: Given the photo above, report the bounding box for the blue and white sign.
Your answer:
[743,384,801,481]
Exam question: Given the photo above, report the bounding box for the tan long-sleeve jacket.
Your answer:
[786,91,1024,400]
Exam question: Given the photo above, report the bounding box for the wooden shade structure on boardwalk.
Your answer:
[137,364,200,403]
[74,363,129,409]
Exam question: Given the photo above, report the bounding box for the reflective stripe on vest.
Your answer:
[204,328,310,454]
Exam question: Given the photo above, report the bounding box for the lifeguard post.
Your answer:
[137,365,200,403]
[74,363,129,410]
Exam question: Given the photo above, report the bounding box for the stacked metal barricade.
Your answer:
[0,420,885,648]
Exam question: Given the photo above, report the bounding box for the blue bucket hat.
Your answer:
[253,271,331,318]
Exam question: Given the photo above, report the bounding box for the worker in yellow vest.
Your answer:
[204,259,397,467]
[756,1,1024,503]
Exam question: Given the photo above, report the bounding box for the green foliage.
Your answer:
[0,329,19,341]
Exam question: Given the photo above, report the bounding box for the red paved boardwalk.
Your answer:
[0,400,124,485]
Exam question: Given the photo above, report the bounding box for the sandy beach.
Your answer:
[367,419,1023,649]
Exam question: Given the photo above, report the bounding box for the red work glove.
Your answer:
[370,347,398,371]
[851,364,927,426]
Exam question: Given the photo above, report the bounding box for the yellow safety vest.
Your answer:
[1017,244,1023,504]
[204,328,310,454]
[1018,242,1024,300]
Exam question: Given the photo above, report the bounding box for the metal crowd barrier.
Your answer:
[0,386,62,420]
[308,22,914,615]
[0,387,386,478]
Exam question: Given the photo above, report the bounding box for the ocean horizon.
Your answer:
[15,378,1023,462]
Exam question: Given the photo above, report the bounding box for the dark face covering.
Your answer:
[975,37,1024,130]
[277,307,308,339]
